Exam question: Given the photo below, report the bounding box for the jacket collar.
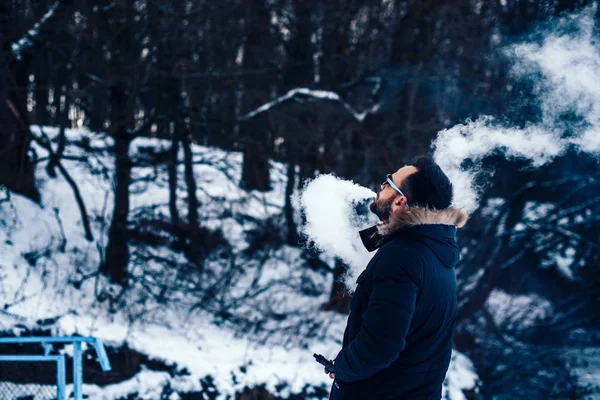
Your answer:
[359,206,468,252]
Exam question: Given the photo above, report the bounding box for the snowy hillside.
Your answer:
[0,126,479,399]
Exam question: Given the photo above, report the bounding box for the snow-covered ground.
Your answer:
[0,126,479,399]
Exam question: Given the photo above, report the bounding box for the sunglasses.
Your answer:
[381,174,409,207]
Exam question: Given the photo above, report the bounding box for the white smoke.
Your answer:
[294,174,378,290]
[435,6,600,213]
[297,7,600,288]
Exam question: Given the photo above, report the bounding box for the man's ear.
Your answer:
[393,196,407,208]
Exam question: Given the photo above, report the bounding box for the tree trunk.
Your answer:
[101,85,132,284]
[284,162,299,245]
[181,129,204,270]
[100,0,138,285]
[0,27,39,201]
[239,0,274,192]
[46,85,68,177]
[278,0,314,244]
[168,135,180,229]
[241,123,271,191]
[182,130,199,232]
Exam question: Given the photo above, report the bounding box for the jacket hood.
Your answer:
[376,206,467,235]
[359,206,468,268]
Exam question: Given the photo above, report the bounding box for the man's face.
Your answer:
[370,165,418,221]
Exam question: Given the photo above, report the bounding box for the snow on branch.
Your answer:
[238,87,382,123]
[11,1,60,60]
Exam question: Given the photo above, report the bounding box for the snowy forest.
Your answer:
[1,0,600,399]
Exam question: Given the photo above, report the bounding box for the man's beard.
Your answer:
[369,195,396,222]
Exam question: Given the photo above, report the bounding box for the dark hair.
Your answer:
[400,155,453,209]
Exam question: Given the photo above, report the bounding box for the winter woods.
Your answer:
[1,0,600,398]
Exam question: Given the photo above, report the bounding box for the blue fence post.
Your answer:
[57,354,66,400]
[43,343,52,356]
[73,341,83,400]
[93,338,112,372]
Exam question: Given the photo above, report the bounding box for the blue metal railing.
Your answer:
[0,336,112,400]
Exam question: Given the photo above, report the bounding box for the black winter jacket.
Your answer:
[330,207,468,400]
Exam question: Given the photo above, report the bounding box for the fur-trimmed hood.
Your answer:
[359,206,468,252]
[377,206,468,236]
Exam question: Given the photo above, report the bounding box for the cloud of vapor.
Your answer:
[434,6,600,213]
[294,174,378,290]
[297,7,600,290]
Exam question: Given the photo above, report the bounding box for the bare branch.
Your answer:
[238,87,383,123]
[10,1,61,59]
[32,128,95,242]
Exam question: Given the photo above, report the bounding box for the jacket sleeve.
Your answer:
[333,246,421,383]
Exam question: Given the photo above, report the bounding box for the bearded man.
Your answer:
[327,156,468,400]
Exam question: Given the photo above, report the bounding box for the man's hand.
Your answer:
[324,360,335,379]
